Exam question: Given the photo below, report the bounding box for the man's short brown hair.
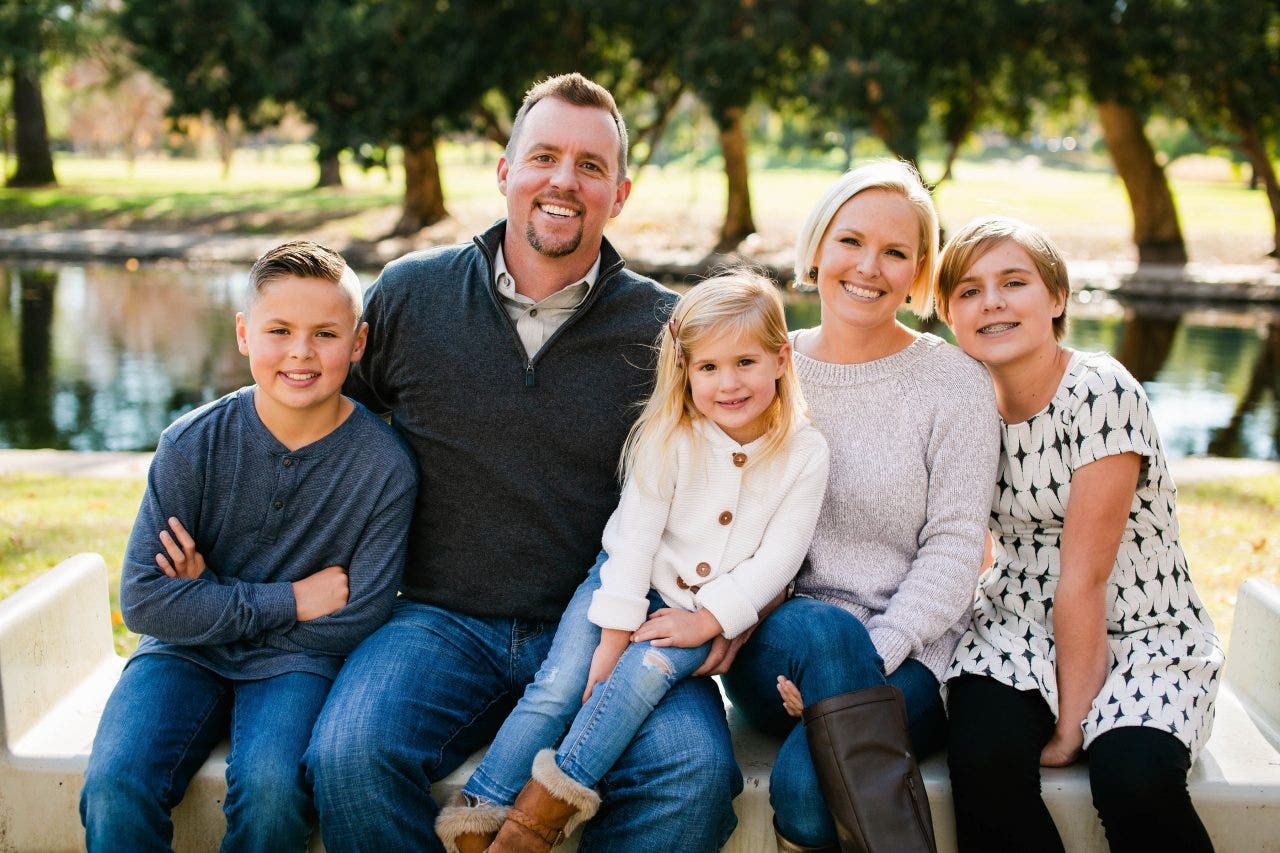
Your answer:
[506,73,629,182]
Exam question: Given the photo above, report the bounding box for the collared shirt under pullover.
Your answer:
[120,387,418,681]
[346,221,677,622]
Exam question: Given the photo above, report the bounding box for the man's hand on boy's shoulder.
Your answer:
[292,565,350,622]
[156,517,206,580]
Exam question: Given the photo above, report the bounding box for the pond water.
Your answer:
[1,261,1276,459]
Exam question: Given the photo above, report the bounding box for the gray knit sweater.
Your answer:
[791,331,1000,680]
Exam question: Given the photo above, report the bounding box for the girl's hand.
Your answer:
[1039,725,1085,767]
[156,517,206,579]
[633,608,722,648]
[583,629,630,703]
[777,675,804,718]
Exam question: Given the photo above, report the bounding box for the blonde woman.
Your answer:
[722,160,1000,852]
[436,271,829,852]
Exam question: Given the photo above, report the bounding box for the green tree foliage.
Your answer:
[0,1,83,186]
[1022,0,1189,264]
[1162,0,1280,257]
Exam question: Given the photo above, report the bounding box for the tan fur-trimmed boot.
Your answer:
[488,749,601,852]
[434,793,507,853]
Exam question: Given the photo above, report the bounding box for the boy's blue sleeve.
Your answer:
[119,437,296,645]
[267,462,416,656]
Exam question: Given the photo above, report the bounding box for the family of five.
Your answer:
[80,72,1224,853]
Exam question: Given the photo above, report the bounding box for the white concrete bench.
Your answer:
[2,553,1278,852]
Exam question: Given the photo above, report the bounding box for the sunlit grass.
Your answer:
[0,473,144,654]
[1,147,1272,262]
[1,470,1276,659]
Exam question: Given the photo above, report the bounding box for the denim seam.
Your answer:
[429,690,511,780]
[165,681,228,810]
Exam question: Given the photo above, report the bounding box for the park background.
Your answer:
[0,0,1277,654]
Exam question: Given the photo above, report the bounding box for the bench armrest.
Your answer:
[1225,577,1280,750]
[0,554,116,749]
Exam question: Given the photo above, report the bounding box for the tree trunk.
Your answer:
[715,106,756,253]
[1234,117,1280,259]
[1095,101,1187,265]
[315,150,343,188]
[215,119,239,181]
[7,63,57,187]
[394,128,448,236]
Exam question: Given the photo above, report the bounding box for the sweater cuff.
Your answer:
[588,589,649,632]
[253,581,299,632]
[869,625,912,676]
[694,576,758,639]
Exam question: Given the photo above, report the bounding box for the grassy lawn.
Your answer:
[1,148,1273,264]
[1,470,1276,658]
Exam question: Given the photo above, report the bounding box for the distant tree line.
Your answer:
[3,0,1278,261]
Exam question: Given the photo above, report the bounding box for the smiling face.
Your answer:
[497,97,631,267]
[946,240,1065,370]
[813,188,922,337]
[235,276,366,425]
[687,327,789,445]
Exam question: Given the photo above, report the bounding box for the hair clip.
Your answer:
[668,317,683,368]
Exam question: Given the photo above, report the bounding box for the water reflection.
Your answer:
[0,262,250,450]
[0,261,1275,459]
[1209,318,1280,458]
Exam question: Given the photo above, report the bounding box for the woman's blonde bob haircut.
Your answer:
[935,216,1071,341]
[620,269,806,486]
[793,158,939,320]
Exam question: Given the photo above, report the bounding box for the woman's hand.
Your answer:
[583,629,631,703]
[1039,725,1085,767]
[156,517,205,579]
[633,608,722,648]
[778,675,804,718]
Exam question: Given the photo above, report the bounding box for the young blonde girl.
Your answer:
[435,271,829,853]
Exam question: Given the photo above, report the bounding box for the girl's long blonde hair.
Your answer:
[620,270,806,488]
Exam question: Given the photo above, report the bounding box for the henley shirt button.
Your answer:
[676,577,689,590]
[282,458,293,467]
[718,511,733,525]
[272,499,283,510]
[732,452,747,467]
[696,562,711,577]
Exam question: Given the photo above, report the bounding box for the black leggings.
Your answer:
[946,674,1213,853]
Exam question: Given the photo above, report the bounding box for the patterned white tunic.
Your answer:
[946,350,1223,756]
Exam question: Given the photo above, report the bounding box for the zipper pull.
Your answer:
[525,362,536,388]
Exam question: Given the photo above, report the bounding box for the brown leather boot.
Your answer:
[434,793,507,853]
[489,749,600,852]
[802,685,937,853]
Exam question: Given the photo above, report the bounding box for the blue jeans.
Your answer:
[304,554,741,853]
[722,596,947,847]
[80,653,330,853]
[465,564,711,802]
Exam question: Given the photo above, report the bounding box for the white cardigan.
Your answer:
[589,417,829,639]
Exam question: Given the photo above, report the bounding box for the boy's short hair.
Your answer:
[935,216,1071,341]
[246,240,362,322]
[506,72,629,182]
